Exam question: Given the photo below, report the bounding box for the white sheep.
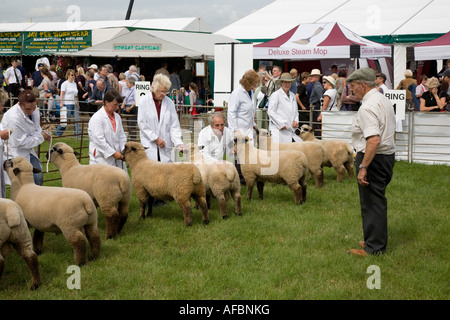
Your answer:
[4,157,101,266]
[122,141,209,226]
[49,142,132,239]
[298,124,354,181]
[258,129,325,188]
[184,143,241,219]
[0,198,41,290]
[234,134,308,205]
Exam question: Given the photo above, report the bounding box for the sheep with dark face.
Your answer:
[4,157,101,266]
[122,141,209,226]
[234,134,308,205]
[49,142,131,239]
[298,124,354,181]
[0,198,41,290]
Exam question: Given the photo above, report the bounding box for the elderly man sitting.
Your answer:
[197,112,234,163]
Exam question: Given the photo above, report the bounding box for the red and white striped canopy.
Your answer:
[254,22,391,60]
[408,31,450,61]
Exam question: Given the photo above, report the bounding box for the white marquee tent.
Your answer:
[407,31,450,61]
[63,29,240,60]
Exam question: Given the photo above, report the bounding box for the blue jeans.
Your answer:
[30,153,43,186]
[55,104,81,136]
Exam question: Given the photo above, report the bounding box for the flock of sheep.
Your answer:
[0,124,354,290]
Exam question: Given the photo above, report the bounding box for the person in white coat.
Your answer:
[0,90,51,185]
[227,69,261,143]
[198,112,234,163]
[137,73,184,163]
[88,89,127,171]
[267,73,300,143]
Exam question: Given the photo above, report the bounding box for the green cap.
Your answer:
[346,68,376,82]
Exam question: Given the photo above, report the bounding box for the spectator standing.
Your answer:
[375,73,389,94]
[169,67,181,94]
[396,69,417,111]
[118,72,127,97]
[88,89,127,171]
[76,67,87,114]
[335,70,347,109]
[37,66,54,121]
[16,60,28,89]
[188,82,201,130]
[155,62,170,78]
[88,64,99,81]
[120,77,138,140]
[347,68,396,256]
[415,75,428,99]
[55,69,80,136]
[296,71,311,126]
[4,59,23,97]
[289,68,299,94]
[309,69,324,136]
[317,75,338,122]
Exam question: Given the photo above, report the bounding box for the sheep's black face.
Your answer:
[3,159,13,171]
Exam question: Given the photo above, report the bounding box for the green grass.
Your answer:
[0,137,449,300]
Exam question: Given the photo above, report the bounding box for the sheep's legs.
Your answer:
[104,212,119,239]
[191,195,209,225]
[345,161,354,180]
[0,255,4,283]
[63,229,87,266]
[257,181,264,200]
[231,190,242,216]
[85,224,101,261]
[289,183,304,205]
[335,165,346,182]
[314,169,324,188]
[16,243,41,290]
[32,230,45,255]
[179,201,193,226]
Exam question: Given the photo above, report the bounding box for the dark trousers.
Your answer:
[355,152,395,254]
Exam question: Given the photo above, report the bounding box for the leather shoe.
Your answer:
[359,241,365,248]
[348,249,368,256]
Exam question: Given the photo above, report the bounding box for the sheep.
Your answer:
[258,129,325,188]
[49,142,131,239]
[0,198,41,290]
[184,143,241,219]
[298,124,354,181]
[121,141,209,226]
[234,134,308,205]
[4,157,101,266]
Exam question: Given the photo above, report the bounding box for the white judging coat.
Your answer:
[267,88,301,143]
[227,85,257,143]
[137,93,183,163]
[88,106,127,171]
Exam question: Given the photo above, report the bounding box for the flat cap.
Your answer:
[346,68,376,82]
[439,68,450,77]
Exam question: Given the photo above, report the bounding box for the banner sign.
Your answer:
[135,81,152,106]
[23,30,91,55]
[113,44,161,52]
[0,32,21,54]
[0,31,92,55]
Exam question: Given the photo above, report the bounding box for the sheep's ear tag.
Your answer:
[13,168,20,176]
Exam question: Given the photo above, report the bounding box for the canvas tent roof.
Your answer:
[62,29,240,60]
[254,22,391,60]
[216,0,450,44]
[407,31,450,61]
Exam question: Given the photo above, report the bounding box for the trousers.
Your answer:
[355,152,395,254]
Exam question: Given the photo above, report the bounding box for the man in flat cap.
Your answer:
[347,68,396,256]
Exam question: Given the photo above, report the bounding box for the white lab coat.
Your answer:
[138,93,183,163]
[198,125,234,162]
[267,88,301,143]
[88,107,127,171]
[0,103,44,161]
[227,85,257,144]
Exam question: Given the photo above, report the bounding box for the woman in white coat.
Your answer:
[137,73,184,163]
[227,69,261,143]
[88,89,127,171]
[267,73,300,143]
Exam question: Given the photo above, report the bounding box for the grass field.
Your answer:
[0,137,448,301]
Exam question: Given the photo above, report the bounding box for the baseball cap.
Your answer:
[38,63,44,67]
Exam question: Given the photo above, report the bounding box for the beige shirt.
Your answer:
[352,88,396,155]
